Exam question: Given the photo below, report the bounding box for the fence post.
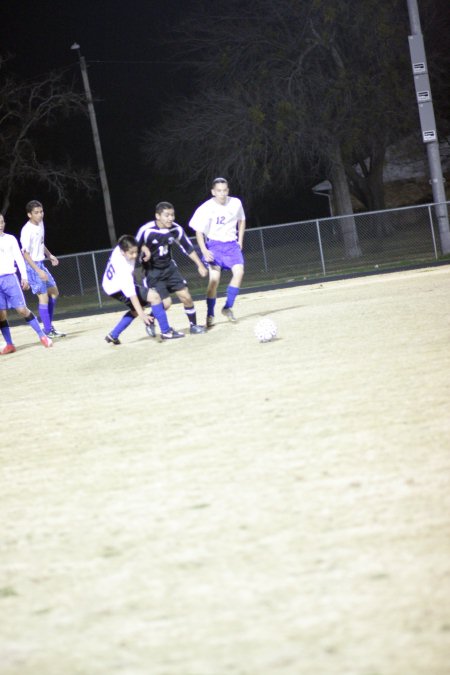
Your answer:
[259,228,268,272]
[92,252,103,308]
[76,255,84,295]
[427,205,439,260]
[315,220,327,276]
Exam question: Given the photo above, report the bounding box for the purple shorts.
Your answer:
[0,273,27,310]
[205,240,244,270]
[26,261,57,295]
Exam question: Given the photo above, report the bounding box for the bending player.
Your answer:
[102,234,180,344]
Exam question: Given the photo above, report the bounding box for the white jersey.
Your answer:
[102,245,136,298]
[20,220,46,261]
[0,232,28,278]
[189,196,245,242]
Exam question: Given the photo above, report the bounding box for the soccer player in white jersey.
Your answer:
[0,214,53,353]
[102,234,179,344]
[189,177,246,326]
[20,200,65,338]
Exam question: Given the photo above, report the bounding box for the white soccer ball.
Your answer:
[254,317,277,343]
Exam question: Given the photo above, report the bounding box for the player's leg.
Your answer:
[175,287,206,334]
[15,304,53,348]
[206,266,221,327]
[222,262,244,321]
[0,307,16,354]
[46,284,65,338]
[105,291,141,344]
[35,290,53,335]
[145,288,183,339]
[106,310,137,344]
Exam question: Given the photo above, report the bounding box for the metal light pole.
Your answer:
[406,0,450,254]
[71,43,116,247]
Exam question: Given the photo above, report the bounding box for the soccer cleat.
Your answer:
[206,315,215,328]
[221,307,237,323]
[46,326,66,338]
[105,334,121,345]
[1,343,16,355]
[145,317,156,338]
[161,328,185,340]
[40,335,53,348]
[190,324,207,334]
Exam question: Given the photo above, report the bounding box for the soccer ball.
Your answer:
[254,317,277,343]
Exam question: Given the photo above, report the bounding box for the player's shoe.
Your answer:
[1,343,16,355]
[40,335,53,348]
[161,328,185,340]
[46,326,66,338]
[206,315,215,328]
[145,317,156,338]
[190,324,207,334]
[105,334,121,345]
[221,307,237,323]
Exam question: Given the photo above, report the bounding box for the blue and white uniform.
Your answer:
[20,219,57,293]
[189,196,245,269]
[0,232,28,310]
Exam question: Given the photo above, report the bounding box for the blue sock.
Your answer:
[223,285,239,309]
[111,312,135,339]
[25,313,45,337]
[39,303,52,333]
[207,298,216,317]
[151,302,170,334]
[48,296,56,323]
[0,320,13,344]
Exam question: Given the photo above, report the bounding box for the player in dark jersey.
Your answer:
[136,201,208,334]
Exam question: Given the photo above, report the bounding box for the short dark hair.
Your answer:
[212,177,228,187]
[117,234,138,251]
[155,201,174,214]
[26,200,43,213]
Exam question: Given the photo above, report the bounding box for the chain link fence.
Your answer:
[26,201,449,317]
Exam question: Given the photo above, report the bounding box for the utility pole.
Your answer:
[71,43,116,248]
[406,0,450,254]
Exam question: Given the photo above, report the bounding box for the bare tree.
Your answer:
[143,0,446,256]
[0,58,96,215]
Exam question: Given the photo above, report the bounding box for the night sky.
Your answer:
[1,0,226,253]
[4,1,440,254]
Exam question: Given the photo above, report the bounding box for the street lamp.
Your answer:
[70,43,116,247]
[312,180,333,217]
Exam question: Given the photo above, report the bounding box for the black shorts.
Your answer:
[110,286,148,311]
[141,262,188,300]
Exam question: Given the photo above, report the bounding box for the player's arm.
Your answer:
[12,239,28,279]
[140,244,151,262]
[22,249,48,281]
[12,239,30,290]
[195,231,214,263]
[188,250,208,277]
[44,245,59,266]
[237,219,246,250]
[129,293,151,325]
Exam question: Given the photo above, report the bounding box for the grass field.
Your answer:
[1,266,449,675]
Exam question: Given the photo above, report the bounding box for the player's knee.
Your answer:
[147,290,161,304]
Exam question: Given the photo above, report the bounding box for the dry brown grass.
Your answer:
[1,266,449,675]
